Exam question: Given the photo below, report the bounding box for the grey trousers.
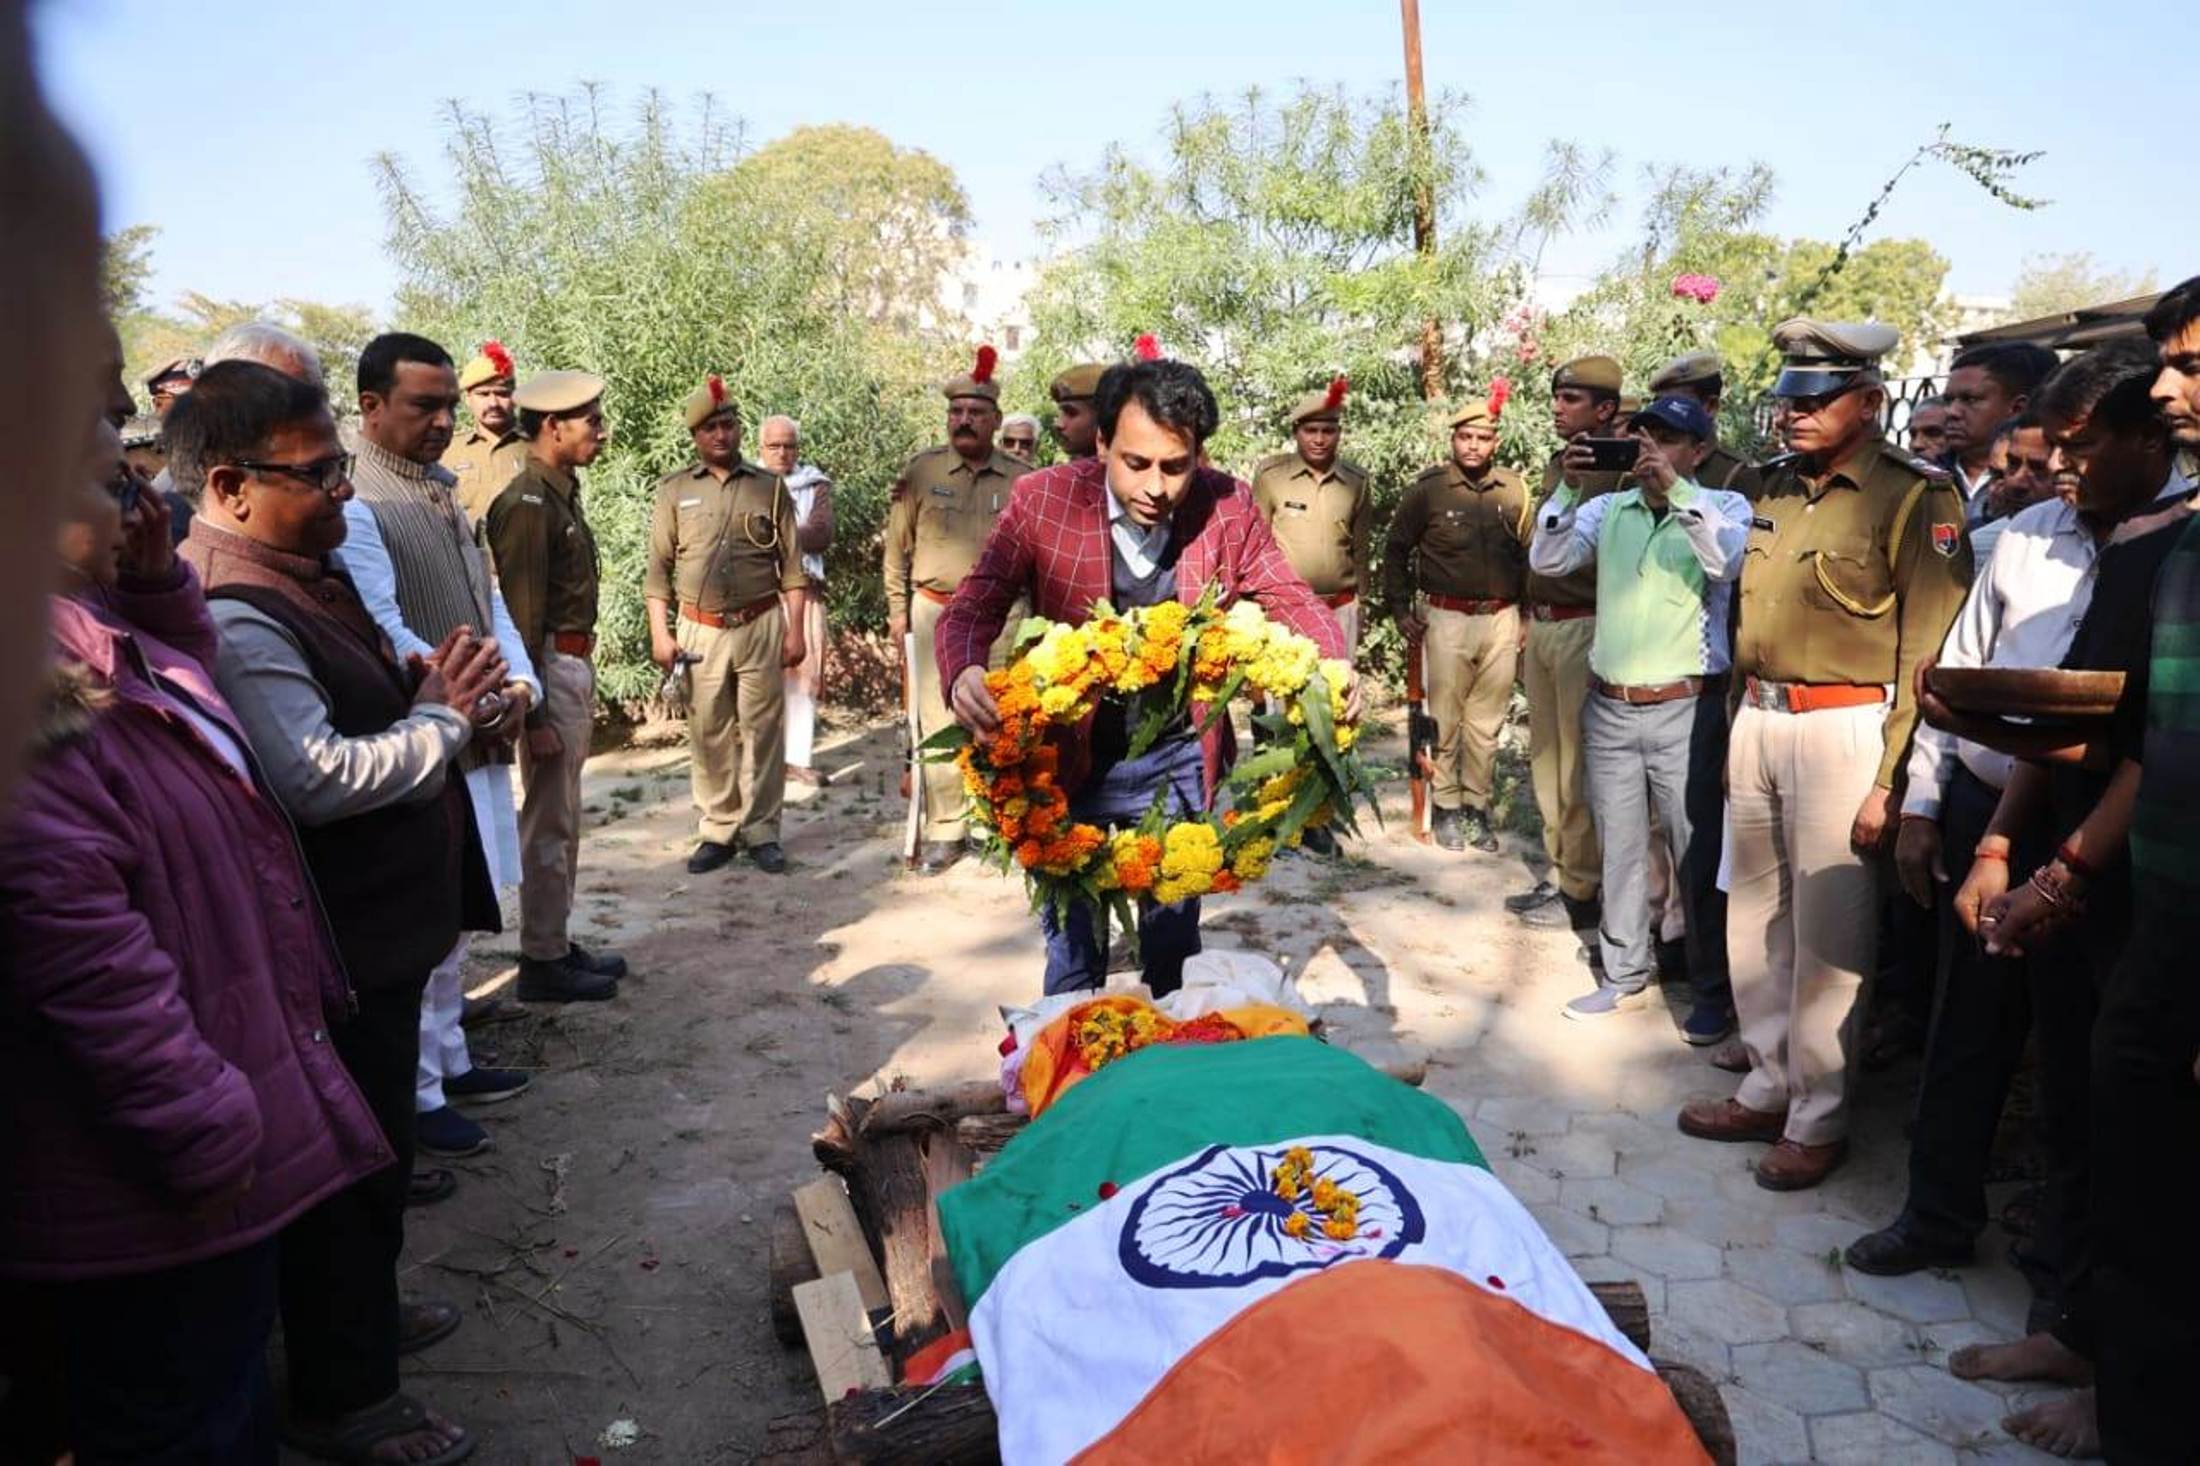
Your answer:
[1583,686,1731,996]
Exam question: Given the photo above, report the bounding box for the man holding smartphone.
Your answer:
[1508,355,1629,934]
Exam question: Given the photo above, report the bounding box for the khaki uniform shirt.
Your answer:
[644,461,808,613]
[882,446,1026,612]
[1525,453,1630,609]
[1698,443,1764,500]
[1736,436,1972,787]
[1250,451,1372,597]
[442,425,529,522]
[1383,462,1532,614]
[481,458,600,682]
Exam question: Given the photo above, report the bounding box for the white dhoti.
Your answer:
[418,761,523,1111]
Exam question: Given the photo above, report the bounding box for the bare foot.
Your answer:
[369,1408,465,1464]
[1950,1330,2093,1385]
[2005,1388,2100,1458]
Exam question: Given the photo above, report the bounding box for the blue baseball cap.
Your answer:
[1629,393,1716,441]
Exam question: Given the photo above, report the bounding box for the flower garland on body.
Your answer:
[925,588,1378,940]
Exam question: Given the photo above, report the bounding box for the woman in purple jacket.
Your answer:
[0,423,391,1465]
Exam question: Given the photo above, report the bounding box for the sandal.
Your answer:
[405,1168,457,1208]
[398,1300,462,1357]
[285,1391,474,1465]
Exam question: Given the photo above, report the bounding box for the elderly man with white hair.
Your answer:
[999,411,1041,462]
[152,323,325,541]
[756,413,834,785]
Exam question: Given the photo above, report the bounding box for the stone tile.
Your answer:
[1917,1319,2018,1378]
[1570,1253,1665,1314]
[1527,1200,1610,1259]
[1720,1385,1810,1464]
[1868,1364,2011,1447]
[1532,1129,1619,1180]
[1666,1278,1789,1346]
[1962,1261,2035,1337]
[1647,1315,1732,1377]
[1773,1212,1875,1259]
[1789,1301,1923,1367]
[1732,1339,1869,1415]
[1474,1094,1572,1136]
[1717,1164,1834,1213]
[1617,1151,1726,1201]
[1613,1223,1724,1281]
[1661,1191,1778,1249]
[1488,1155,1559,1205]
[1809,1410,1960,1465]
[1724,1245,1847,1305]
[1568,1109,1675,1157]
[1845,1265,1973,1324]
[1558,1175,1664,1227]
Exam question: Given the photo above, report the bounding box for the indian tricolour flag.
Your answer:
[939,1037,1705,1464]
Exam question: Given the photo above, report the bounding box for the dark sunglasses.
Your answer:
[233,453,354,492]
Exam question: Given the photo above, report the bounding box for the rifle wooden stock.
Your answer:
[900,631,923,867]
[1406,631,1433,842]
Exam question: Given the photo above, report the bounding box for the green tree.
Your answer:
[2005,251,2159,322]
[101,223,159,316]
[377,89,956,706]
[723,124,972,332]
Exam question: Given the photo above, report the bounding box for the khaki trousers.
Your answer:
[1523,615,1600,899]
[1726,700,1884,1145]
[1423,602,1518,810]
[516,651,594,961]
[910,593,1021,842]
[1331,597,1361,657]
[679,609,787,846]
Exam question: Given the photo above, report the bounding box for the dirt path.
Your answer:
[349,711,2047,1465]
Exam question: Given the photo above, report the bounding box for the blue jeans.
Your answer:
[1041,734,1205,997]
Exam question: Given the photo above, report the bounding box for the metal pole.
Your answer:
[1401,0,1444,400]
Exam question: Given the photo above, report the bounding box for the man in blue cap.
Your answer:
[1529,393,1751,1037]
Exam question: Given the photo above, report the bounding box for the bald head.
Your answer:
[758,414,801,476]
[206,322,323,386]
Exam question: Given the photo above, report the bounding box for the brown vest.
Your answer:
[182,524,497,988]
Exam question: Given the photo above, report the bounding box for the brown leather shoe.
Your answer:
[1755,1137,1849,1191]
[1676,1097,1785,1143]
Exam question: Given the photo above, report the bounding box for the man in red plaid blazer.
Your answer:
[938,356,1352,995]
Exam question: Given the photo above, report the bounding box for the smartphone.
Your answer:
[1578,437,1641,472]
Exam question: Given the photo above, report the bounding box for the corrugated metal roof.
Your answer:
[1957,292,2163,350]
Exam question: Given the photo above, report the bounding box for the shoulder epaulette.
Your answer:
[1880,440,1951,481]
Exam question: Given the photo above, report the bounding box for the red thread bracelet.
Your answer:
[1973,846,2009,864]
[2056,842,2097,881]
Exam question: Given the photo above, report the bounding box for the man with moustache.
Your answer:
[1908,397,1951,461]
[444,340,527,521]
[1939,342,2059,524]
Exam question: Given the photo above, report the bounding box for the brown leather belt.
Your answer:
[1529,604,1595,623]
[1592,673,1724,706]
[680,595,778,630]
[1322,590,1358,609]
[1426,594,1514,615]
[916,585,954,606]
[550,631,595,657]
[1742,676,1887,713]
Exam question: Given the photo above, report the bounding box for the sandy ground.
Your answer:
[336,710,2057,1466]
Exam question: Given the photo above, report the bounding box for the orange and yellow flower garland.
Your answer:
[923,591,1377,938]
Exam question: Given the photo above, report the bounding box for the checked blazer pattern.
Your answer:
[936,457,1347,797]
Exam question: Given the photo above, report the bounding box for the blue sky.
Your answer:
[33,0,2189,318]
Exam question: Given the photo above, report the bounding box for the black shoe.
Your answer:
[1520,891,1598,931]
[687,839,736,874]
[1844,1223,1973,1277]
[748,841,787,874]
[567,942,627,979]
[1432,807,1464,852]
[1460,807,1500,853]
[1504,879,1558,914]
[915,840,963,874]
[517,955,618,1003]
[1301,825,1338,856]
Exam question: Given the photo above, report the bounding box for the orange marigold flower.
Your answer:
[1283,1212,1312,1239]
[1016,839,1044,869]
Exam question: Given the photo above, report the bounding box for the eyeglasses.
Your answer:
[233,453,354,492]
[1001,437,1037,453]
[1781,385,1860,417]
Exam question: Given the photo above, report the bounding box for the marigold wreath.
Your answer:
[923,590,1378,938]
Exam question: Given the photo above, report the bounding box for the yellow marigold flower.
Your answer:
[1231,837,1275,881]
[1283,1212,1312,1240]
[1311,1177,1339,1210]
[1038,684,1083,719]
[1273,1171,1301,1202]
[1322,1217,1357,1241]
[1285,1145,1315,1171]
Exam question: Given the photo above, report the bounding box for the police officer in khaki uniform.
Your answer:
[1049,362,1107,459]
[1251,377,1373,653]
[646,377,808,876]
[884,346,1028,872]
[1648,350,1764,498]
[481,370,626,1003]
[1509,355,1630,932]
[1678,320,1971,1192]
[1385,395,1531,852]
[143,355,200,418]
[443,340,529,520]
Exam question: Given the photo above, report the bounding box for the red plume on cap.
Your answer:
[706,373,726,406]
[480,340,514,378]
[1322,374,1349,413]
[972,345,998,385]
[1133,333,1163,362]
[1487,376,1512,419]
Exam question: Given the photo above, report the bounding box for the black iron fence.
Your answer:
[1749,374,1947,452]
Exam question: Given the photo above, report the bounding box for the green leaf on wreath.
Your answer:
[917,723,973,759]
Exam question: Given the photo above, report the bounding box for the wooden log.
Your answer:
[1653,1360,1736,1466]
[769,1199,820,1349]
[829,1384,1000,1465]
[815,1094,950,1364]
[755,1407,836,1466]
[794,1177,890,1313]
[953,1113,1025,1156]
[922,1135,976,1334]
[792,1272,892,1401]
[857,1080,1006,1137]
[1587,1279,1650,1353]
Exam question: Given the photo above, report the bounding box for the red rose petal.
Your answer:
[1097,1181,1118,1200]
[1486,1274,1506,1290]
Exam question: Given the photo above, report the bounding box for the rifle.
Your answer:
[1406,629,1438,843]
[900,630,924,869]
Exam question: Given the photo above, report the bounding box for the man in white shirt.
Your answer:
[335,333,542,1167]
[1846,430,2194,1278]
